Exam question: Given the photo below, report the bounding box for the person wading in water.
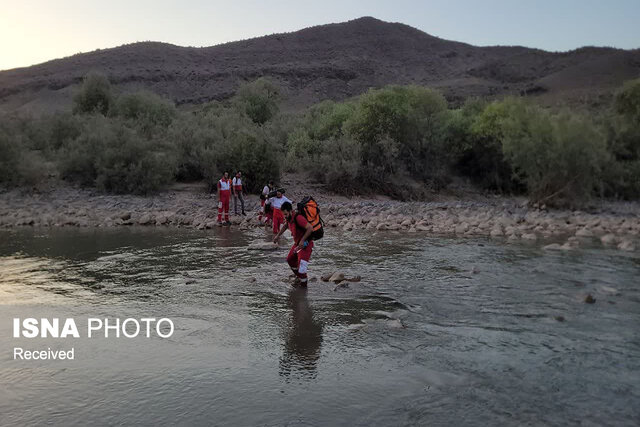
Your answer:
[259,180,274,224]
[274,201,314,287]
[270,189,291,235]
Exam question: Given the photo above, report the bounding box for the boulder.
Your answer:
[138,214,153,225]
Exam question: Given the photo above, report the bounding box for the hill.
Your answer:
[1,16,639,114]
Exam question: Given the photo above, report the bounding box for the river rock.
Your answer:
[575,228,594,238]
[543,243,563,251]
[328,272,346,283]
[600,234,617,245]
[247,241,279,251]
[617,240,635,252]
[320,272,333,282]
[455,223,469,234]
[138,214,153,225]
[490,228,503,237]
[521,233,537,241]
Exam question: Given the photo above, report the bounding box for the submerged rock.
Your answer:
[247,241,279,251]
[320,272,333,282]
[575,228,594,238]
[543,243,563,251]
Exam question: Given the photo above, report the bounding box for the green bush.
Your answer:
[615,78,640,122]
[72,72,113,115]
[47,113,83,151]
[313,136,361,194]
[454,98,520,192]
[170,106,282,191]
[498,101,607,205]
[233,78,281,125]
[0,119,53,188]
[60,116,174,194]
[114,91,177,138]
[602,79,640,199]
[0,126,20,186]
[343,85,449,185]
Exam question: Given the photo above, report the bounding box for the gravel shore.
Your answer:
[1,184,638,253]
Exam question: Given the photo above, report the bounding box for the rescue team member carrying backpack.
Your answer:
[217,172,232,226]
[273,198,324,287]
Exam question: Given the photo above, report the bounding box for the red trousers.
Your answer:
[259,199,264,221]
[217,190,230,222]
[287,241,313,283]
[273,208,284,234]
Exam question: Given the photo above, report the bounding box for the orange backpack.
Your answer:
[297,196,324,240]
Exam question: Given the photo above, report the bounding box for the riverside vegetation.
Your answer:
[1,73,640,206]
[1,74,639,251]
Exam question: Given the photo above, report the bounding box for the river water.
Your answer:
[0,227,639,426]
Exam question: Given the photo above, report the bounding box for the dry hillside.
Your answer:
[1,17,639,114]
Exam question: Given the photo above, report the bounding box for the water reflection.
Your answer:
[279,288,323,381]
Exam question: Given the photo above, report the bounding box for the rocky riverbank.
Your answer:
[1,185,638,253]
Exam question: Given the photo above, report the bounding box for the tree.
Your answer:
[234,78,281,125]
[72,72,113,115]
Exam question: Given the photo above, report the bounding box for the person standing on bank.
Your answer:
[217,171,232,226]
[273,201,314,287]
[270,189,291,234]
[232,171,246,216]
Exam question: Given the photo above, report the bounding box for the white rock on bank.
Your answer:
[600,234,617,245]
[618,240,636,252]
[575,228,594,238]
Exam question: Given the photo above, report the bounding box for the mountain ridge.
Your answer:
[1,16,639,114]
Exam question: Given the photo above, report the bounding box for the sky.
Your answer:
[1,0,639,71]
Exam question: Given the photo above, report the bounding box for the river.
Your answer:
[0,227,639,426]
